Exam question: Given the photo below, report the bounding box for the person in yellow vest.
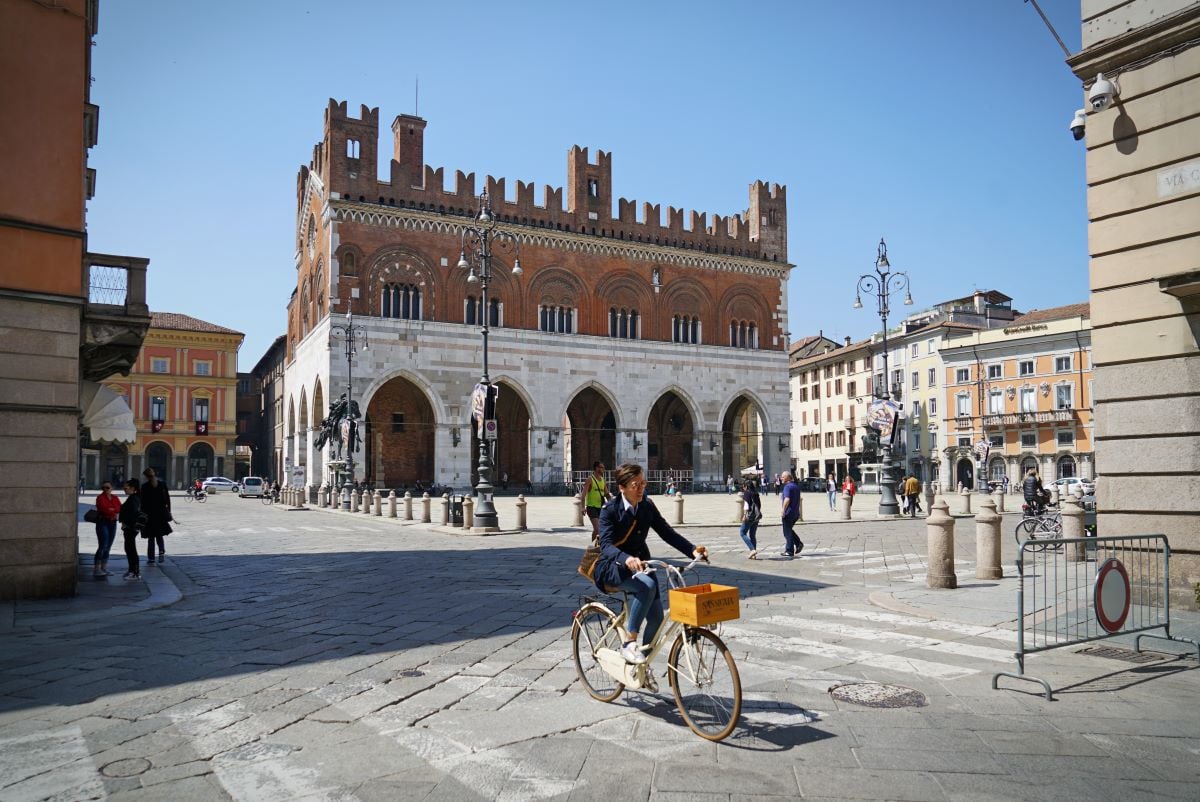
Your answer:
[584,461,612,537]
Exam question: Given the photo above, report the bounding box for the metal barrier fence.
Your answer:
[992,534,1199,700]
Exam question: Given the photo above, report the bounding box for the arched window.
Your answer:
[382,284,421,320]
[540,305,574,334]
[672,314,701,344]
[728,319,758,349]
[608,308,638,339]
[346,139,360,159]
[342,252,356,273]
[306,214,316,258]
[465,296,477,325]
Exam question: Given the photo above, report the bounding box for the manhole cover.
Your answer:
[398,669,425,678]
[1076,645,1162,664]
[101,758,151,778]
[829,682,927,708]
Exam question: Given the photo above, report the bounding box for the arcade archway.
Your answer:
[146,442,172,486]
[366,376,435,487]
[566,387,616,475]
[647,390,693,473]
[188,442,214,483]
[470,381,531,489]
[721,395,763,479]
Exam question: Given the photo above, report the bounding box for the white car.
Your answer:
[201,476,240,493]
[1052,476,1095,496]
[239,477,265,498]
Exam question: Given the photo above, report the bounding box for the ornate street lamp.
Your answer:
[854,238,912,516]
[329,312,368,510]
[454,190,522,530]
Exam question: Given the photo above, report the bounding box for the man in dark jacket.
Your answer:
[595,463,708,665]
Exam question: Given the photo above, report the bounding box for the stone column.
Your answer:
[464,496,475,529]
[975,495,1002,579]
[421,492,431,523]
[516,494,527,530]
[960,488,972,516]
[572,496,584,528]
[1062,494,1086,562]
[374,489,383,516]
[926,497,957,589]
[388,490,397,518]
[674,493,684,525]
[839,491,852,520]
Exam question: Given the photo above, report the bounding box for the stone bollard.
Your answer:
[421,492,431,523]
[463,496,475,529]
[1049,485,1060,506]
[960,489,973,516]
[319,486,328,508]
[440,493,449,526]
[924,484,936,516]
[796,492,804,522]
[404,491,413,521]
[516,494,527,530]
[296,487,305,508]
[374,489,383,516]
[350,489,359,513]
[674,493,684,525]
[361,489,371,514]
[572,495,584,528]
[388,490,397,518]
[1062,494,1086,562]
[975,496,1003,579]
[993,484,1006,513]
[732,494,744,524]
[839,491,853,520]
[926,497,958,589]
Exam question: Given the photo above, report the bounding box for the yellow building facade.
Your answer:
[938,304,1093,492]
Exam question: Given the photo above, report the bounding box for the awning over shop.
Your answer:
[80,381,136,444]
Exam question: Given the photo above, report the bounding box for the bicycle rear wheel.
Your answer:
[667,626,742,741]
[571,604,625,702]
[1015,517,1045,551]
[197,493,206,503]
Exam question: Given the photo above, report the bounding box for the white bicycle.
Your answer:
[570,558,743,741]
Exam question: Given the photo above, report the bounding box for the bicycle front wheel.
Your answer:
[1014,517,1045,551]
[197,493,206,503]
[668,627,742,741]
[571,604,624,702]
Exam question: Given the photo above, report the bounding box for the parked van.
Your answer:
[239,476,265,498]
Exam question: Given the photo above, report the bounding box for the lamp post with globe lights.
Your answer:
[453,190,523,530]
[854,238,912,517]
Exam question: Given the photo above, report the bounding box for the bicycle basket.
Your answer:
[668,583,740,626]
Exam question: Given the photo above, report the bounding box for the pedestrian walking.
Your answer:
[92,482,121,578]
[583,461,611,538]
[118,479,142,580]
[826,474,837,511]
[139,468,172,566]
[738,479,762,559]
[1001,474,1010,495]
[779,471,803,557]
[904,474,922,517]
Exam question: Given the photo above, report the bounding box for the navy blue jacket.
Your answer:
[594,493,695,591]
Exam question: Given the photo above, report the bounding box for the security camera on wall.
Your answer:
[1088,73,1119,111]
[1069,108,1087,141]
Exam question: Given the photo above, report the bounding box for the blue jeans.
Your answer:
[828,490,837,511]
[617,571,664,645]
[739,520,759,552]
[782,516,802,554]
[94,520,117,562]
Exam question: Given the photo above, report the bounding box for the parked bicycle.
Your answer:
[1015,501,1061,549]
[571,557,742,741]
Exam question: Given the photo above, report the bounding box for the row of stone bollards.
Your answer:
[288,485,530,531]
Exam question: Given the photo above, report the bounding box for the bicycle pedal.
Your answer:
[642,667,659,693]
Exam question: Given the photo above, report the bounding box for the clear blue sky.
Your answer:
[86,0,1086,369]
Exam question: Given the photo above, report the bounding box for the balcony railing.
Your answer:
[983,409,1077,427]
[81,252,151,382]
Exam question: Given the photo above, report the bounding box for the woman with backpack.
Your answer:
[739,479,762,559]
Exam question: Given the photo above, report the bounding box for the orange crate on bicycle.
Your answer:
[668,583,740,626]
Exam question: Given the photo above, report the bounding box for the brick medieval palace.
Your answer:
[281,100,792,492]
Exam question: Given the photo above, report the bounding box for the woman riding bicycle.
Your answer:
[1022,468,1050,514]
[594,463,708,666]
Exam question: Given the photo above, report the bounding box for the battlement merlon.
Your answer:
[311,100,788,261]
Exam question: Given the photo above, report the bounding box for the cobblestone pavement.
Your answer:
[1,492,1198,800]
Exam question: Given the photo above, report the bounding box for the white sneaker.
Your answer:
[620,641,647,665]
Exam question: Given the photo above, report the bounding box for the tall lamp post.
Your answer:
[329,312,368,510]
[455,190,522,530]
[854,238,912,517]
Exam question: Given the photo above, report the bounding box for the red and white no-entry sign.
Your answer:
[1093,558,1131,633]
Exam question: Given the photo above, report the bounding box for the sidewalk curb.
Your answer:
[866,588,1019,630]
